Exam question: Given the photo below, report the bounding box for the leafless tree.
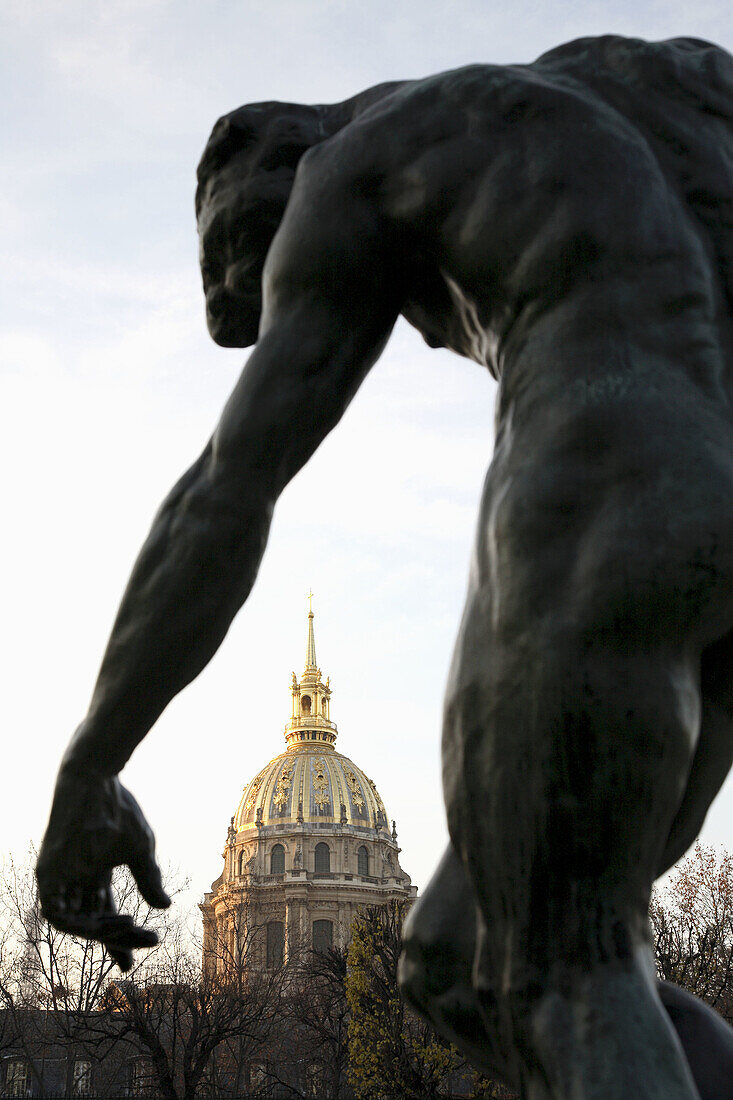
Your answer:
[261,944,351,1099]
[651,841,733,1025]
[107,896,285,1099]
[0,847,172,1095]
[0,912,21,1061]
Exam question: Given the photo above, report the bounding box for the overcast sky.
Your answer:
[2,0,733,918]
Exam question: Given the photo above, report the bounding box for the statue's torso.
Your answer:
[312,41,733,656]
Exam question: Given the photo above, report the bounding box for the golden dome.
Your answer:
[235,747,389,830]
[234,605,391,832]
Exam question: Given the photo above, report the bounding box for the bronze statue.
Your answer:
[38,35,733,1097]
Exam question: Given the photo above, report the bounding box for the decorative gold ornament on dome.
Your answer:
[245,771,265,811]
[313,758,330,808]
[366,776,385,812]
[344,768,365,810]
[273,765,292,808]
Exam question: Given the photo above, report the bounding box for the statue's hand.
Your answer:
[36,767,171,971]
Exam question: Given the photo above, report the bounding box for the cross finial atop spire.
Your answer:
[307,587,314,613]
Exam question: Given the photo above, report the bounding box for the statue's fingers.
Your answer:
[76,880,113,920]
[39,892,67,923]
[42,908,106,941]
[129,852,171,910]
[40,884,93,934]
[46,907,157,952]
[108,946,134,972]
[95,913,159,951]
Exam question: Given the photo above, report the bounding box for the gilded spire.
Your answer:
[305,591,317,671]
[286,598,336,749]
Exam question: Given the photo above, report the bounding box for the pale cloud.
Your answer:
[3,0,733,912]
[4,251,192,308]
[0,330,62,376]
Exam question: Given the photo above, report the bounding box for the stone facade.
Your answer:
[201,607,416,972]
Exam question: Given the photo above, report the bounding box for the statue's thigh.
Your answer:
[399,844,512,1079]
[451,629,702,950]
[447,436,733,950]
[396,844,477,1003]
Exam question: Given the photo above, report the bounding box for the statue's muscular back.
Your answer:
[289,36,733,373]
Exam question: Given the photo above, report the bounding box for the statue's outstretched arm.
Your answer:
[37,232,401,964]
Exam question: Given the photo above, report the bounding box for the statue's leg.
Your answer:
[401,845,732,1099]
[443,594,704,1098]
[649,628,733,1098]
[399,844,514,1083]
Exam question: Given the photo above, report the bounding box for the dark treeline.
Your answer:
[1,843,731,1098]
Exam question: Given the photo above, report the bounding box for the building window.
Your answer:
[270,843,285,874]
[129,1058,154,1097]
[238,850,245,876]
[267,920,284,969]
[5,1060,28,1098]
[314,842,330,873]
[72,1059,92,1097]
[357,845,369,876]
[301,694,312,715]
[313,919,333,953]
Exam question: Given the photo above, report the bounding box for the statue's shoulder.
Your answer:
[301,64,528,182]
[341,64,531,131]
[533,35,733,114]
[324,37,733,164]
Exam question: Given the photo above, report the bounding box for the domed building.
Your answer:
[201,606,416,972]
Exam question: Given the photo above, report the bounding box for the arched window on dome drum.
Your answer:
[312,919,333,953]
[266,921,284,969]
[270,844,285,875]
[301,694,311,715]
[357,845,369,876]
[238,850,245,877]
[314,842,330,873]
